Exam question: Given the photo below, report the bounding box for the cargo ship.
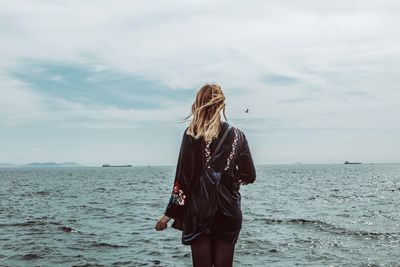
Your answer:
[102,164,132,167]
[344,161,361,165]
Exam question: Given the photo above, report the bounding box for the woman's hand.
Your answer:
[155,215,171,231]
[238,179,248,186]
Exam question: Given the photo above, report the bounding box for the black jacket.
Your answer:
[164,121,256,245]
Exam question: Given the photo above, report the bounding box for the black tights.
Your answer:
[190,234,236,267]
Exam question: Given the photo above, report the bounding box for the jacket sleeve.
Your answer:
[164,127,194,220]
[236,131,256,184]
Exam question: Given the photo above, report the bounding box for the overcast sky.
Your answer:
[1,0,399,166]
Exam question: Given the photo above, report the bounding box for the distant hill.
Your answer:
[22,162,82,167]
[0,163,18,167]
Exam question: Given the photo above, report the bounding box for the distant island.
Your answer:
[0,162,82,168]
[0,163,18,167]
[344,161,361,165]
[21,162,81,167]
[102,164,132,167]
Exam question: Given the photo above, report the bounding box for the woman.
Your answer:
[155,84,256,267]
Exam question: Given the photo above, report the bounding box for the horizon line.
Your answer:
[1,162,400,167]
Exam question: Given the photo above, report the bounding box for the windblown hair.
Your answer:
[183,83,227,143]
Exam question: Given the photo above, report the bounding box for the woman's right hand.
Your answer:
[238,179,248,186]
[155,215,171,231]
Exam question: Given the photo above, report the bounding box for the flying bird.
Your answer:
[245,108,249,113]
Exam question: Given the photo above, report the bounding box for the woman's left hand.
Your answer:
[155,215,171,231]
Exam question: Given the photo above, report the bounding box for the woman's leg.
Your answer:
[212,238,236,267]
[190,234,213,267]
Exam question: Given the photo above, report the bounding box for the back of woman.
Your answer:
[155,84,256,267]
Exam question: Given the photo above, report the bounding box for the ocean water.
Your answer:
[0,164,400,267]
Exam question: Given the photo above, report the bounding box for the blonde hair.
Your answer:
[182,83,228,142]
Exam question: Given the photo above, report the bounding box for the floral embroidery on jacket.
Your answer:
[169,181,186,205]
[204,127,240,171]
[205,140,211,165]
[224,128,239,171]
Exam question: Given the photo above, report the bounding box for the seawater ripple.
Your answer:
[257,218,400,239]
[0,164,400,266]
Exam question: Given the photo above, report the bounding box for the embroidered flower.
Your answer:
[169,181,186,205]
[205,140,211,166]
[204,128,240,171]
[224,128,239,171]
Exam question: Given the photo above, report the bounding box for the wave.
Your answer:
[9,247,54,261]
[93,187,107,192]
[71,264,107,267]
[90,241,128,248]
[21,253,42,260]
[35,191,51,196]
[257,218,400,239]
[0,220,62,227]
[110,261,134,266]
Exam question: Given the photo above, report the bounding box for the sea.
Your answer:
[0,164,399,267]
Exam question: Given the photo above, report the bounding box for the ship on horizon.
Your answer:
[102,164,132,167]
[344,161,361,165]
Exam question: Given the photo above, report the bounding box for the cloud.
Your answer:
[0,75,46,125]
[0,0,399,132]
[31,147,47,152]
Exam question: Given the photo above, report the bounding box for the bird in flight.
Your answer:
[245,108,249,113]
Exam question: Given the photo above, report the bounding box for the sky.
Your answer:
[0,0,399,166]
